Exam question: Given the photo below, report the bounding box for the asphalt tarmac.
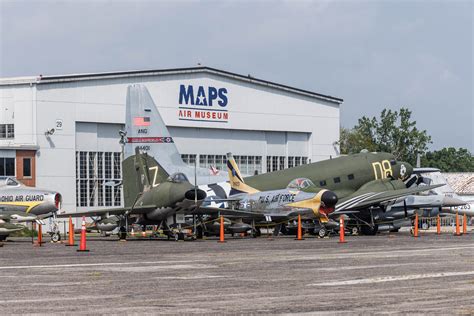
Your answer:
[1,230,473,315]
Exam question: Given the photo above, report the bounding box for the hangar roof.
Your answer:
[0,66,343,104]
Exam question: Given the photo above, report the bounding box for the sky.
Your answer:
[0,0,472,151]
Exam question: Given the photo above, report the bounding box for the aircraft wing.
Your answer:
[334,184,444,212]
[193,206,263,218]
[57,205,158,218]
[196,206,318,220]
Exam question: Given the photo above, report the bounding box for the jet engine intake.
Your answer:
[184,188,207,201]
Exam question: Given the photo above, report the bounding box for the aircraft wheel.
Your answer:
[51,232,61,243]
[421,222,430,230]
[360,225,378,236]
[318,228,327,238]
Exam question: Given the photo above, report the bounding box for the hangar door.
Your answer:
[169,127,309,175]
[75,122,124,209]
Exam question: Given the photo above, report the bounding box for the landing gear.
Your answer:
[360,224,378,236]
[317,227,327,238]
[251,227,261,238]
[118,226,127,240]
[50,231,61,243]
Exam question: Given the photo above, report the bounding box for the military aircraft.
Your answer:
[0,177,62,241]
[0,209,37,241]
[197,153,339,236]
[59,148,207,240]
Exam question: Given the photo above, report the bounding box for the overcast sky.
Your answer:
[0,0,472,151]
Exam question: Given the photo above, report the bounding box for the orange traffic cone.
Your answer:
[436,215,441,235]
[36,224,43,246]
[455,212,461,236]
[65,217,76,246]
[77,216,89,252]
[218,215,226,243]
[338,216,346,244]
[463,214,467,235]
[413,214,419,238]
[295,214,304,240]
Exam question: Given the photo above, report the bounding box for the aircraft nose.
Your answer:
[442,196,466,207]
[321,191,338,207]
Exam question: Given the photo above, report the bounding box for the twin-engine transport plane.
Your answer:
[0,177,62,241]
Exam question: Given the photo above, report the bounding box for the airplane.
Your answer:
[417,170,474,217]
[195,153,339,237]
[59,148,208,240]
[0,176,62,241]
[0,209,37,241]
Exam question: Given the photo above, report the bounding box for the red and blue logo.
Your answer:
[178,84,229,123]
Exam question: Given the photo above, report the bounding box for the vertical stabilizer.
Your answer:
[122,149,170,208]
[226,153,259,195]
[125,84,187,168]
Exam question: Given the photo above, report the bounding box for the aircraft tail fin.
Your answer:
[122,148,170,208]
[125,84,187,168]
[226,152,259,195]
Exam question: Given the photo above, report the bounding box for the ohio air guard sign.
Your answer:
[178,84,229,123]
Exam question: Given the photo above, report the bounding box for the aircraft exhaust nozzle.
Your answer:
[321,191,338,208]
[184,188,207,202]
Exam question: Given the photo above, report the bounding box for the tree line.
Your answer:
[338,108,473,172]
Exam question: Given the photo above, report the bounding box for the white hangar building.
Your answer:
[0,67,343,213]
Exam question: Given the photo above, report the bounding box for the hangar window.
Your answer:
[0,158,15,176]
[184,154,263,176]
[347,174,354,180]
[267,156,308,172]
[76,151,122,208]
[181,154,196,166]
[333,177,341,184]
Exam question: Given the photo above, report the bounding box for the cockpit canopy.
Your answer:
[287,178,315,190]
[167,172,189,183]
[0,176,20,187]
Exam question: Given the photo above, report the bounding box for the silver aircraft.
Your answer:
[197,153,339,237]
[0,177,62,241]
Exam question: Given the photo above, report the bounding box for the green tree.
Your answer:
[339,108,432,165]
[421,147,474,172]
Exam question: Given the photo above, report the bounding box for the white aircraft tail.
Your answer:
[124,84,228,185]
[125,84,187,169]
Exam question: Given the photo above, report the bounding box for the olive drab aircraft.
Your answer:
[59,148,208,240]
[0,176,63,241]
